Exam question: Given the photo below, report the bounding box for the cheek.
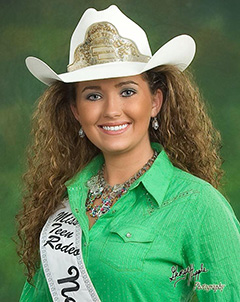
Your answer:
[76,103,101,125]
[126,97,152,121]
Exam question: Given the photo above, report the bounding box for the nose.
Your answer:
[103,93,122,118]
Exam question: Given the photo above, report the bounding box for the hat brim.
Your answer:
[25,35,196,86]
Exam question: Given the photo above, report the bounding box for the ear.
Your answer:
[151,89,163,117]
[70,103,81,122]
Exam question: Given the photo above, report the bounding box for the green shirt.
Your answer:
[20,143,240,302]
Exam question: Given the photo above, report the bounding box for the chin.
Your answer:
[99,141,133,155]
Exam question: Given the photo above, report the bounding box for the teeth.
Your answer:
[102,124,128,131]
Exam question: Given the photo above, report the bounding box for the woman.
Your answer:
[17,5,240,302]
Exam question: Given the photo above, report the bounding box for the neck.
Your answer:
[102,143,154,186]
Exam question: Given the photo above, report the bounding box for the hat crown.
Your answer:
[69,5,152,65]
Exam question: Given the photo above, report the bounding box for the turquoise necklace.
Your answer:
[85,151,158,220]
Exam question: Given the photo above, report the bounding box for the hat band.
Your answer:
[67,22,151,72]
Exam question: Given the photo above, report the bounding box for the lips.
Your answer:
[98,122,131,134]
[102,124,128,131]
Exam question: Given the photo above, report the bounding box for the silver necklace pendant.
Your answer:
[112,183,123,193]
[90,185,103,196]
[87,175,103,196]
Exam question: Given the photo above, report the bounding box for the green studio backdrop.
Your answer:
[0,0,239,301]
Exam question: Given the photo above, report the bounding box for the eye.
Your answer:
[121,88,136,97]
[86,93,102,101]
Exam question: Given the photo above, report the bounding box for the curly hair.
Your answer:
[16,64,224,282]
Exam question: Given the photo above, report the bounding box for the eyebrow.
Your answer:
[81,81,139,93]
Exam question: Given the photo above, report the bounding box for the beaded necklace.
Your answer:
[85,150,158,221]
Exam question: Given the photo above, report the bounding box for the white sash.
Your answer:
[40,199,101,302]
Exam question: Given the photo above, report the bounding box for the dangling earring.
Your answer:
[152,117,159,130]
[78,127,85,138]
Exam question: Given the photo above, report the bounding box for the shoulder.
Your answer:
[166,169,240,253]
[168,166,237,221]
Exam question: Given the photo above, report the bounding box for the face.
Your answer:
[70,74,162,156]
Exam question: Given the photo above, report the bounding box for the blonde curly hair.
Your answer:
[16,64,224,282]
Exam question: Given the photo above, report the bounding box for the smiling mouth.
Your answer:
[101,124,128,131]
[98,123,131,133]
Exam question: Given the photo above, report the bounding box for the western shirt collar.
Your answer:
[65,142,174,208]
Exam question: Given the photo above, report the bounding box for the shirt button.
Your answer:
[112,210,116,213]
[84,242,87,246]
[75,208,79,213]
[126,232,132,238]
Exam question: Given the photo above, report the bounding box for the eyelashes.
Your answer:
[86,93,101,101]
[121,88,136,97]
[85,88,137,101]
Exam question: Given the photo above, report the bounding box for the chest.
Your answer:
[85,197,118,230]
[86,210,97,230]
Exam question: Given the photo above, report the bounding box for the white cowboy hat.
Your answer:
[25,5,196,86]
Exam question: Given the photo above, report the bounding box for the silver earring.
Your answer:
[152,117,159,130]
[78,127,85,138]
